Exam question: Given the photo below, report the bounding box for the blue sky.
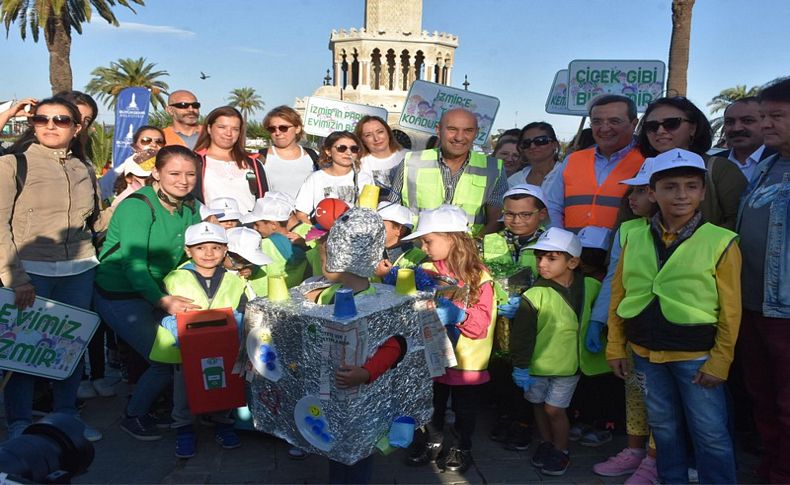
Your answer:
[3,0,788,141]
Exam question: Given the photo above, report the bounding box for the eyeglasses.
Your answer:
[518,136,554,149]
[169,102,201,109]
[139,136,165,146]
[31,114,76,128]
[643,117,691,133]
[266,124,293,134]
[503,210,541,220]
[333,144,360,154]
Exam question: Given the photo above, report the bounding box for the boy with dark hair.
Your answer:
[607,148,741,484]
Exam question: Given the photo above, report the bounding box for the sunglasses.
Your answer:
[169,102,201,109]
[518,135,554,149]
[266,124,293,134]
[643,117,691,133]
[139,136,165,146]
[31,114,75,128]
[334,144,360,154]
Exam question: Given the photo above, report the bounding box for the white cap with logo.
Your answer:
[184,222,228,246]
[402,204,469,241]
[242,192,294,223]
[503,183,548,208]
[649,148,707,180]
[201,197,244,222]
[620,158,655,186]
[376,201,414,229]
[226,227,273,266]
[529,226,582,257]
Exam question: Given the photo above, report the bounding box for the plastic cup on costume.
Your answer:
[394,268,417,295]
[375,434,396,455]
[387,416,416,448]
[267,274,290,302]
[333,288,358,319]
[357,184,380,209]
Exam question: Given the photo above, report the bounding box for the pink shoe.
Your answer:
[593,448,646,477]
[624,456,658,485]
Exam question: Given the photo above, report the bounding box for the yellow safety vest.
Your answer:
[482,231,538,273]
[261,237,307,288]
[393,247,427,268]
[618,218,648,247]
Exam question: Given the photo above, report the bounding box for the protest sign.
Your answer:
[545,69,580,116]
[399,80,500,145]
[0,288,100,380]
[567,60,666,113]
[303,97,388,137]
[112,87,151,167]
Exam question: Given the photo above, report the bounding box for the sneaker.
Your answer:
[405,439,442,466]
[489,418,511,442]
[503,422,531,451]
[531,441,554,468]
[541,448,570,476]
[568,423,592,441]
[624,456,658,485]
[175,428,196,458]
[288,446,308,460]
[437,447,472,473]
[91,378,117,397]
[120,414,163,441]
[215,425,241,449]
[579,429,613,447]
[77,380,98,399]
[593,448,646,477]
[83,424,103,442]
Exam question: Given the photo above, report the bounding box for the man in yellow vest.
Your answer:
[388,107,509,237]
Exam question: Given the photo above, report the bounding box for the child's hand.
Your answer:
[512,367,532,391]
[237,267,253,278]
[159,295,201,315]
[375,259,393,278]
[692,371,725,388]
[585,321,606,353]
[336,366,370,388]
[497,296,521,319]
[608,358,628,379]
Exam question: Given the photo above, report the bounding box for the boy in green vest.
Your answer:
[509,227,599,476]
[606,148,741,484]
[242,192,308,287]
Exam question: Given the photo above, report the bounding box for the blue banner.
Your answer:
[112,87,151,167]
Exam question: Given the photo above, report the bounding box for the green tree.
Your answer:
[708,84,760,142]
[666,0,695,97]
[85,57,169,110]
[1,0,145,94]
[246,120,271,140]
[146,109,172,128]
[88,123,113,175]
[228,87,264,123]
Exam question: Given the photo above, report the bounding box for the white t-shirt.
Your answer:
[507,166,532,187]
[359,148,407,188]
[263,146,316,200]
[203,156,256,213]
[294,169,374,214]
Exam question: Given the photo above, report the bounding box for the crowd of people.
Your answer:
[0,76,788,484]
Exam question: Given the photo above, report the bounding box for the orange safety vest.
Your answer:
[562,147,644,231]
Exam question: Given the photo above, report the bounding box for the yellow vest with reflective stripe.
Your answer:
[261,237,307,288]
[401,149,503,236]
[482,232,537,273]
[616,222,736,324]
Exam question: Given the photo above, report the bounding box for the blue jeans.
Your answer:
[4,269,94,439]
[633,354,736,484]
[92,290,172,417]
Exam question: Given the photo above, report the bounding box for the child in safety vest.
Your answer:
[402,205,496,475]
[200,196,243,229]
[508,227,599,476]
[606,148,741,484]
[481,183,548,450]
[590,158,659,481]
[224,227,274,299]
[160,222,248,459]
[242,192,308,288]
[374,201,427,279]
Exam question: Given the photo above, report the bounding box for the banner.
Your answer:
[0,288,100,380]
[399,80,500,145]
[567,60,666,113]
[545,69,580,116]
[303,97,388,137]
[112,87,151,167]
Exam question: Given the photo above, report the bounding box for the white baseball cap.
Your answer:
[577,226,612,250]
[226,227,273,266]
[122,159,151,178]
[242,193,293,223]
[376,201,414,229]
[503,183,548,208]
[649,148,707,180]
[206,197,244,222]
[185,222,228,246]
[529,227,582,257]
[620,158,654,186]
[402,205,469,241]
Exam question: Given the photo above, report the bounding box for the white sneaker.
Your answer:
[84,425,103,442]
[91,378,117,397]
[77,380,97,399]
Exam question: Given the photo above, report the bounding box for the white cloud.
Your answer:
[92,21,196,37]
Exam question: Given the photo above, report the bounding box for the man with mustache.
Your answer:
[164,90,203,149]
[720,97,775,184]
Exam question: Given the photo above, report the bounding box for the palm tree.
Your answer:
[228,87,265,123]
[85,57,170,110]
[88,123,114,175]
[1,0,145,94]
[666,0,695,97]
[708,84,761,143]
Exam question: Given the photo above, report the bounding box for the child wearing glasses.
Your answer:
[294,131,374,224]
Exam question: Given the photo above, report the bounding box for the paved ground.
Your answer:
[2,379,762,484]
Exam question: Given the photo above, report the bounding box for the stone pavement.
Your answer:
[2,380,762,484]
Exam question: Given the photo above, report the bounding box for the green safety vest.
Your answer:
[245,267,269,299]
[305,246,322,279]
[317,283,377,305]
[261,237,307,288]
[618,218,648,247]
[290,222,316,248]
[522,277,608,376]
[482,232,537,273]
[616,222,737,325]
[149,268,246,363]
[393,247,428,268]
[401,149,503,236]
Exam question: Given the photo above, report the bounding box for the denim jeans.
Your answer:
[92,290,172,417]
[633,354,736,484]
[4,269,94,439]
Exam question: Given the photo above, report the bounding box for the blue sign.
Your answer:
[112,87,151,167]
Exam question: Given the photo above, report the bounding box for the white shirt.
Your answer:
[507,166,533,187]
[360,148,407,188]
[294,169,374,214]
[727,145,765,183]
[203,156,256,213]
[23,257,99,277]
[263,146,315,200]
